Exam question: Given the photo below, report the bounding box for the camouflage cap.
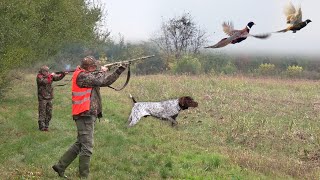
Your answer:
[40,65,49,72]
[81,56,100,69]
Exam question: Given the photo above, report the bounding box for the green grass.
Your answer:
[1,74,320,179]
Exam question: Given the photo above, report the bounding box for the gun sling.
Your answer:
[107,63,131,91]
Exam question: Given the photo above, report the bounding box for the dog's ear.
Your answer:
[179,96,198,109]
[178,97,184,109]
[178,97,188,110]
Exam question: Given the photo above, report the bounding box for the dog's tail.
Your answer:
[129,94,137,103]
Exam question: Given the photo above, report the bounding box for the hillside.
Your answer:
[1,74,320,179]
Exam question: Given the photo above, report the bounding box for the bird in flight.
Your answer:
[276,1,311,33]
[205,21,271,49]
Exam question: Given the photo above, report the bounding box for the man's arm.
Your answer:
[76,67,126,88]
[52,73,66,81]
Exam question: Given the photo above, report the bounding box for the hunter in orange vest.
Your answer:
[53,56,128,178]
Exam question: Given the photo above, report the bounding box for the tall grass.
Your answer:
[1,73,320,179]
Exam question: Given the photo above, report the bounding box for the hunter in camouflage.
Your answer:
[52,56,128,178]
[36,65,66,131]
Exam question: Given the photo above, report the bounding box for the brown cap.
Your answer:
[81,56,100,69]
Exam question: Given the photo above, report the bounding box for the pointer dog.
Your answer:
[128,95,198,127]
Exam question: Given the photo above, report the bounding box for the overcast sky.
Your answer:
[100,0,319,57]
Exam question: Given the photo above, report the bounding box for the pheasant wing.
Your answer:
[294,6,302,23]
[222,21,235,36]
[284,2,303,24]
[284,1,296,18]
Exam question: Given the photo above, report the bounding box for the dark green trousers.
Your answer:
[54,115,95,178]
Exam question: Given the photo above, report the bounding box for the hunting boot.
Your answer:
[53,148,78,178]
[79,155,91,178]
[52,165,67,178]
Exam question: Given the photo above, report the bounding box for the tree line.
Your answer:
[1,1,319,95]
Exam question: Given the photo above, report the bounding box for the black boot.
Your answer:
[52,165,67,178]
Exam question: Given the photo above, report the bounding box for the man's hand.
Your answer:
[118,63,129,69]
[101,66,109,72]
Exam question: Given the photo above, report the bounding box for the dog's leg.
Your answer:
[128,115,143,127]
[171,120,178,127]
[128,114,132,123]
[167,117,178,127]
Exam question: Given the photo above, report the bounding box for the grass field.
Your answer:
[1,73,320,179]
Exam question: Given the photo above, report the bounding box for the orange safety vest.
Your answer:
[72,68,92,115]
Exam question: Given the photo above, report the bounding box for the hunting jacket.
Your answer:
[73,67,125,119]
[37,73,66,101]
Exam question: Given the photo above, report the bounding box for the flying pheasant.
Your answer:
[276,2,311,33]
[205,21,270,49]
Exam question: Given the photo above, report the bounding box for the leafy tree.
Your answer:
[0,0,107,95]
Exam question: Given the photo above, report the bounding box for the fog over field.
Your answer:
[101,0,319,56]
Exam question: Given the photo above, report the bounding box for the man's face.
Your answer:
[87,65,97,72]
[42,70,49,76]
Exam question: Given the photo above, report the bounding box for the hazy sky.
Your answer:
[100,0,319,56]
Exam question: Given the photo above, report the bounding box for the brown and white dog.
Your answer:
[128,95,198,127]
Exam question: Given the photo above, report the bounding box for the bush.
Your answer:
[256,63,276,76]
[221,62,237,75]
[286,65,303,78]
[199,54,230,74]
[173,55,201,75]
[302,71,320,80]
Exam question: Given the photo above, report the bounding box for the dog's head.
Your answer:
[178,96,198,110]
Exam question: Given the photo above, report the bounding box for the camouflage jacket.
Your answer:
[37,73,66,101]
[73,67,126,119]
